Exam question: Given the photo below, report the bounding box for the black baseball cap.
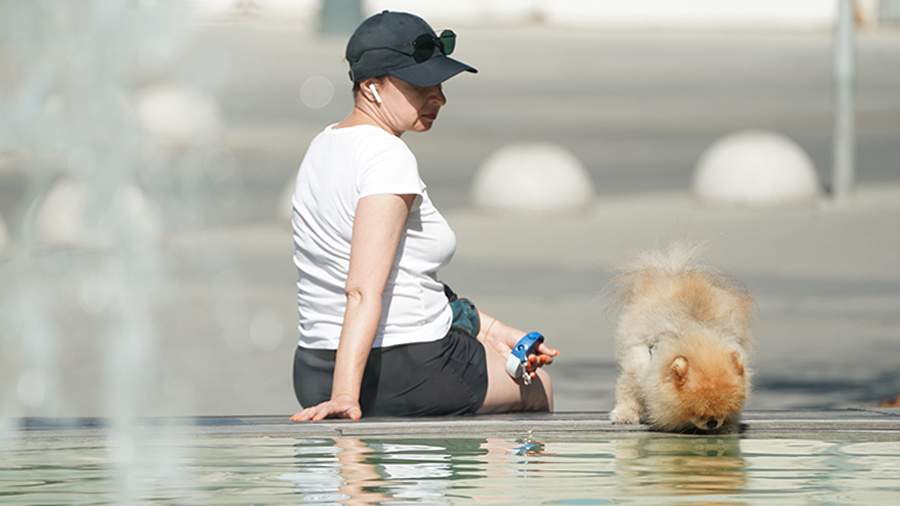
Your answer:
[346,11,477,87]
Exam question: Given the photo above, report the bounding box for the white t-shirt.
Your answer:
[291,124,457,350]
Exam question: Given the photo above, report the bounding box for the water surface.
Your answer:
[3,428,900,504]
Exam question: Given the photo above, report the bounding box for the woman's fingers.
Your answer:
[313,407,331,422]
[290,402,333,422]
[537,342,560,357]
[300,404,328,421]
[289,407,315,422]
[309,403,337,421]
[523,353,556,375]
[524,355,537,375]
[290,399,363,422]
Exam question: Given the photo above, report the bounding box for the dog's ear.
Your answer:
[670,356,689,386]
[731,351,745,376]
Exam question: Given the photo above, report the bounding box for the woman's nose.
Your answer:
[431,85,446,105]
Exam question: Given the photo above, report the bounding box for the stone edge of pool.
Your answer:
[8,409,900,437]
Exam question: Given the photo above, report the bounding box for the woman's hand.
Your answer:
[289,395,362,422]
[477,311,560,382]
[513,339,560,381]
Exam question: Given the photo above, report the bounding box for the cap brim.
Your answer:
[387,55,477,87]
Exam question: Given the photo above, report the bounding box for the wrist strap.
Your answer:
[505,332,544,380]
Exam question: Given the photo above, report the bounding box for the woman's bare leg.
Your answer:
[478,342,553,413]
[474,310,556,413]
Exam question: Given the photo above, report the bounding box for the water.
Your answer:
[3,425,900,504]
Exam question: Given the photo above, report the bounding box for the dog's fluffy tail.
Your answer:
[623,241,709,276]
[615,242,753,339]
[608,242,708,309]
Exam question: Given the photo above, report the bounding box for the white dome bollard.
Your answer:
[35,178,163,248]
[136,84,222,147]
[472,143,594,213]
[693,130,821,205]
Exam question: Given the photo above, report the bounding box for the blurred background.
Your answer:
[1,0,899,419]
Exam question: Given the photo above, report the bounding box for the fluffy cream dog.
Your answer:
[609,245,752,432]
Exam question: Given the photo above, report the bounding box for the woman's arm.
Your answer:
[291,193,416,422]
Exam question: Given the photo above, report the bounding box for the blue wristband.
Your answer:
[505,332,544,380]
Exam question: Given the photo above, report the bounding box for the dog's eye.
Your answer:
[648,344,655,356]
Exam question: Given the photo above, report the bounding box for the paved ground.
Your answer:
[1,13,900,418]
[13,410,900,439]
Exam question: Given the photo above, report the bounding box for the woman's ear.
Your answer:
[360,77,385,105]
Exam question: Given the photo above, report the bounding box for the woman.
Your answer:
[289,11,559,421]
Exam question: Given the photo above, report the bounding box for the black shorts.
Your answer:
[292,294,488,417]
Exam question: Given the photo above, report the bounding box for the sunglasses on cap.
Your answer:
[351,29,456,65]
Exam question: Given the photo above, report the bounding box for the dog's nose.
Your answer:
[706,418,718,430]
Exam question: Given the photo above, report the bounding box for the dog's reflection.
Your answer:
[614,435,747,503]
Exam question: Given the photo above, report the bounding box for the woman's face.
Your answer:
[370,76,447,134]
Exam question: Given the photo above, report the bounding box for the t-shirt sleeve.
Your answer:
[356,138,425,198]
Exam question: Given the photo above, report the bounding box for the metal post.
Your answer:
[320,0,363,35]
[832,0,856,200]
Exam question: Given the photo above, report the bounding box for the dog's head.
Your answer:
[645,334,749,432]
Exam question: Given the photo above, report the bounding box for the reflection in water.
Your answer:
[334,438,383,505]
[285,434,749,504]
[279,434,900,505]
[279,438,345,503]
[4,431,900,504]
[513,431,546,456]
[283,437,489,504]
[614,435,747,504]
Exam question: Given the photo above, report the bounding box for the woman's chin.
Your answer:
[415,118,435,131]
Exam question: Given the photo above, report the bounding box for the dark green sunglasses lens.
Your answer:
[411,30,456,63]
[439,30,456,55]
[412,34,437,62]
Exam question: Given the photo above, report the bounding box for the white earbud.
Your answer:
[368,83,383,105]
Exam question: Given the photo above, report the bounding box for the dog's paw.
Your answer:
[609,406,640,424]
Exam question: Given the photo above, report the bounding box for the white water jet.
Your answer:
[2,1,200,502]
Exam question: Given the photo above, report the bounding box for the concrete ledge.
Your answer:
[12,410,900,438]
